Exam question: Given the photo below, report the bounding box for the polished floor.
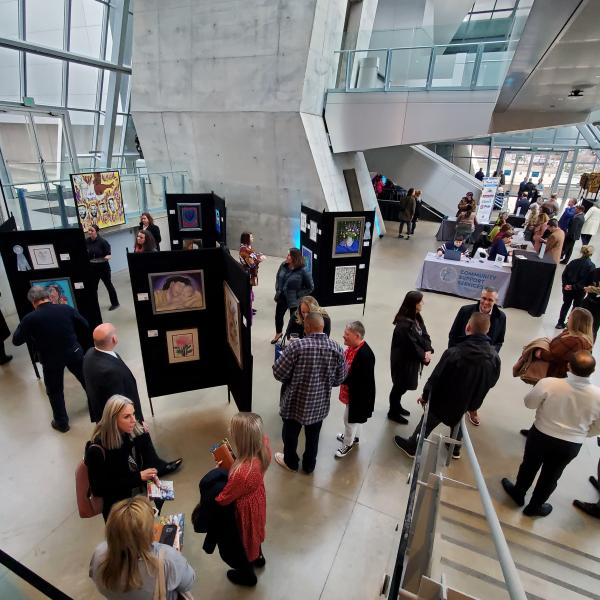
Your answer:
[0,220,599,599]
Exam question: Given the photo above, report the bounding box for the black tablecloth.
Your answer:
[378,199,400,221]
[507,214,525,228]
[435,219,489,242]
[504,250,557,317]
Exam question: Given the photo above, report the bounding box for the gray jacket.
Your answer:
[275,263,314,309]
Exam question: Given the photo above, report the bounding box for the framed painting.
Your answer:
[215,208,221,234]
[182,238,203,250]
[28,244,59,270]
[300,212,307,233]
[333,265,357,294]
[302,245,313,275]
[70,170,125,231]
[223,281,243,368]
[148,270,206,315]
[309,220,318,242]
[166,328,200,364]
[332,216,365,259]
[178,203,202,231]
[30,277,77,309]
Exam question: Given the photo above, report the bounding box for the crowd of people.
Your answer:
[3,193,600,598]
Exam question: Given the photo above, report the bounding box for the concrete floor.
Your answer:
[0,220,599,599]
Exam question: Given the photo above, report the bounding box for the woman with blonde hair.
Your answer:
[536,307,594,378]
[90,496,195,598]
[85,395,176,521]
[215,412,271,586]
[532,212,550,252]
[286,295,331,339]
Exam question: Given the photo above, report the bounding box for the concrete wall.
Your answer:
[365,144,482,218]
[131,0,378,256]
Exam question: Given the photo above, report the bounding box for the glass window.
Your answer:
[473,0,496,10]
[26,0,65,49]
[576,149,597,163]
[70,0,105,58]
[0,47,21,102]
[26,54,63,106]
[0,0,19,38]
[68,63,99,109]
[472,144,490,159]
[69,109,96,158]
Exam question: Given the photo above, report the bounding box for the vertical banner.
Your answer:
[476,177,499,224]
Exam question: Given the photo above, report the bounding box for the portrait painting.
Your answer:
[332,216,365,259]
[223,281,243,368]
[166,328,200,364]
[182,238,203,250]
[333,265,357,294]
[302,245,313,275]
[149,270,206,315]
[178,203,202,231]
[30,277,77,309]
[28,244,58,270]
[70,171,125,231]
[215,208,221,234]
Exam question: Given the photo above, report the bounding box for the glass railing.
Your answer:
[331,40,515,93]
[1,168,191,231]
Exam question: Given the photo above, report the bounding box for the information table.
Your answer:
[504,250,557,316]
[416,252,512,305]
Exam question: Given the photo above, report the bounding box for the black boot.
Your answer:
[227,568,257,587]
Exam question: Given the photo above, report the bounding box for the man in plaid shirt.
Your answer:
[273,312,347,473]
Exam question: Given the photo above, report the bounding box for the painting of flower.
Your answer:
[166,328,199,364]
[332,216,365,258]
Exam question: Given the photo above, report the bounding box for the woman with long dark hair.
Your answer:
[139,212,161,250]
[388,291,434,424]
[271,248,313,344]
[133,230,157,253]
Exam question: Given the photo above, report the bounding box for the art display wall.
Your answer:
[127,247,252,412]
[0,227,103,348]
[300,206,375,307]
[166,193,227,251]
[70,170,126,231]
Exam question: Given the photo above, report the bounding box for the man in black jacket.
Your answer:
[394,312,501,458]
[12,286,89,432]
[83,322,182,475]
[449,286,505,428]
[561,205,585,264]
[335,321,376,459]
[556,245,595,329]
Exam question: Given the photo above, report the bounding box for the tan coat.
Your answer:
[544,228,565,263]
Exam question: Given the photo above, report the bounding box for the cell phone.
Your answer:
[210,438,235,470]
[159,523,177,546]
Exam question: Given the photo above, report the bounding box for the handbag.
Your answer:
[76,444,105,518]
[153,547,194,600]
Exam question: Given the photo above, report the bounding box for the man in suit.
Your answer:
[448,286,506,426]
[544,219,565,264]
[561,205,585,264]
[83,323,182,475]
[394,313,501,459]
[335,321,376,459]
[12,286,89,432]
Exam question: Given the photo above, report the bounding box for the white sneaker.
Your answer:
[336,433,359,444]
[335,444,354,459]
[274,452,297,472]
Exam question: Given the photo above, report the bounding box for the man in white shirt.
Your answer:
[502,351,600,517]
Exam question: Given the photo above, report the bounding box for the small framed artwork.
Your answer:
[333,265,357,294]
[302,245,313,274]
[309,220,318,242]
[28,244,59,270]
[149,270,206,314]
[178,203,202,231]
[166,328,200,364]
[30,277,77,308]
[332,216,365,259]
[224,281,243,368]
[182,238,203,250]
[215,208,221,234]
[300,212,307,233]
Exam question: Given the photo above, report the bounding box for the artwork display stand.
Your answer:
[127,247,252,414]
[0,228,103,369]
[300,205,375,310]
[165,192,227,250]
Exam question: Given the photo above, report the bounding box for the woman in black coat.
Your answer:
[556,245,595,329]
[388,291,434,424]
[139,212,162,250]
[271,248,313,344]
[85,395,165,521]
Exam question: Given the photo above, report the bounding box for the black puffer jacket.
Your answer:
[562,256,595,291]
[424,334,501,427]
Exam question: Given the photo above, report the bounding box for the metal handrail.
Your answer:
[460,415,527,600]
[335,39,510,54]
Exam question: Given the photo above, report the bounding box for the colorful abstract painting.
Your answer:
[30,277,77,309]
[71,171,125,231]
[178,203,202,231]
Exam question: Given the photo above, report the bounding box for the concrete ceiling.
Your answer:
[496,0,600,114]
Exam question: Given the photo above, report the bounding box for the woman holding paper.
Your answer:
[90,496,195,599]
[85,395,174,521]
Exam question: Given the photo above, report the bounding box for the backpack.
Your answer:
[75,443,104,518]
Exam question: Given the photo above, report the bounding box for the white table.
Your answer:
[416,252,512,305]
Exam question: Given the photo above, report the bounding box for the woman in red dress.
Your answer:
[216,412,271,586]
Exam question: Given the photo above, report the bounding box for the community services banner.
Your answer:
[476,177,499,224]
